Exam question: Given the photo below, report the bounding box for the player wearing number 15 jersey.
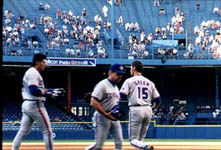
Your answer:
[120,61,161,150]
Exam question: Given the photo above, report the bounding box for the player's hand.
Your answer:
[105,111,118,121]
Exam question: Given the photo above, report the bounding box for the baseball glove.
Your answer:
[46,88,66,99]
[111,105,126,120]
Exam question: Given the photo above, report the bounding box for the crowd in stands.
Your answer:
[196,105,215,113]
[3,1,110,58]
[3,0,221,60]
[3,10,37,56]
[115,3,185,59]
[106,0,122,6]
[153,99,188,125]
[194,20,221,59]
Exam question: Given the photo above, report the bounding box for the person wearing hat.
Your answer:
[85,64,125,150]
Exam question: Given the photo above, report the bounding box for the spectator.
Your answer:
[196,2,200,10]
[88,49,94,58]
[94,15,102,25]
[56,9,61,19]
[135,22,140,31]
[45,3,50,10]
[159,8,165,15]
[140,32,146,43]
[68,10,73,19]
[172,48,178,59]
[154,0,160,6]
[194,26,200,34]
[125,23,130,31]
[104,21,111,29]
[213,7,219,14]
[39,3,44,10]
[10,49,17,56]
[115,0,122,6]
[55,117,60,122]
[117,16,123,26]
[175,7,180,15]
[143,50,149,59]
[34,49,40,54]
[32,41,39,49]
[27,39,32,49]
[82,8,87,17]
[162,34,167,40]
[195,36,201,46]
[107,0,112,5]
[66,48,71,56]
[102,5,108,18]
[97,46,106,58]
[76,48,81,57]
[174,112,186,125]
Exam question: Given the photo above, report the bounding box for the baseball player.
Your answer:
[120,61,161,150]
[85,64,126,150]
[12,53,63,150]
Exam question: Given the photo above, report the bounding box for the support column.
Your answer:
[111,0,114,62]
[215,69,219,108]
[67,68,71,112]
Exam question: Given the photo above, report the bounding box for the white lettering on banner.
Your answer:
[47,59,58,65]
[46,58,96,66]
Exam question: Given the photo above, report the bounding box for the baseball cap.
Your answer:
[110,64,126,74]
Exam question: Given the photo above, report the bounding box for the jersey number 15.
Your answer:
[138,87,148,99]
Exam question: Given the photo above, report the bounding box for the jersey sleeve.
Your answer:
[152,83,160,99]
[27,72,39,87]
[91,82,105,101]
[120,79,130,95]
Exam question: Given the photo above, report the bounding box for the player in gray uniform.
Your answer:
[86,64,126,150]
[120,61,161,150]
[12,54,62,150]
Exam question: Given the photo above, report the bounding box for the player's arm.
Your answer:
[152,97,161,110]
[29,85,47,96]
[120,92,128,100]
[151,83,161,110]
[120,79,129,100]
[29,85,64,98]
[91,97,117,121]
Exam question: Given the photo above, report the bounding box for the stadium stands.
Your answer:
[3,0,221,60]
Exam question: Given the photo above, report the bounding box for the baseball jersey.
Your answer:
[22,67,46,101]
[92,79,120,111]
[120,75,159,106]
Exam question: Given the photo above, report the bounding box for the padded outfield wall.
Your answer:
[3,122,221,140]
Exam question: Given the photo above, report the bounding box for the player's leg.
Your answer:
[139,106,153,150]
[109,121,123,150]
[129,108,146,149]
[94,113,111,150]
[139,118,150,142]
[32,102,54,150]
[12,112,34,150]
[85,112,97,150]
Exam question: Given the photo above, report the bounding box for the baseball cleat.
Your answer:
[144,145,154,150]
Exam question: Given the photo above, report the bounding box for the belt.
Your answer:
[24,99,45,102]
[129,104,150,107]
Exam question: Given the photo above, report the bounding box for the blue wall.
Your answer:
[155,126,221,139]
[3,123,221,140]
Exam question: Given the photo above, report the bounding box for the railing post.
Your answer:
[111,0,114,62]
